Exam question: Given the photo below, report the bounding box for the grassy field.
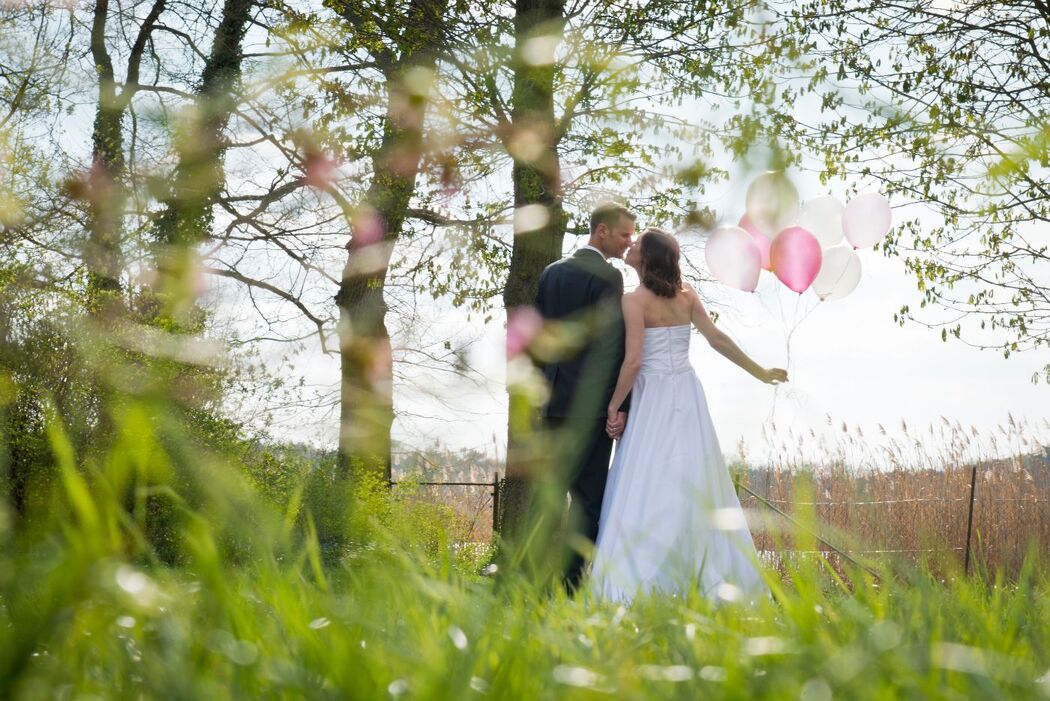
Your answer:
[398,417,1050,578]
[5,547,1050,699]
[2,402,1050,700]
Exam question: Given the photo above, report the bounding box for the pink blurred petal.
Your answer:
[506,306,544,359]
[352,212,386,247]
[303,153,339,188]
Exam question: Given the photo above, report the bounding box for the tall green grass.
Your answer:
[2,395,1049,700]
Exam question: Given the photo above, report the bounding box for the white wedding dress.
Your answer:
[589,324,767,602]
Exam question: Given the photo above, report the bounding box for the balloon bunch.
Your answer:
[704,172,893,300]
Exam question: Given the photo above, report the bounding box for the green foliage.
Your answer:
[239,442,316,509]
[2,397,1049,699]
[0,259,289,565]
[773,0,1050,380]
[0,276,97,523]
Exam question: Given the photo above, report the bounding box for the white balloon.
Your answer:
[812,245,862,301]
[745,172,800,236]
[704,225,762,292]
[842,192,892,248]
[799,195,845,249]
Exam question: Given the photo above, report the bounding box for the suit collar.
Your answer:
[574,246,607,262]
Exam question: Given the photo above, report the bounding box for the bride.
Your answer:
[589,227,787,602]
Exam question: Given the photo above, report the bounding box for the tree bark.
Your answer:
[499,0,566,537]
[85,0,165,316]
[151,0,253,324]
[85,0,124,314]
[334,0,447,481]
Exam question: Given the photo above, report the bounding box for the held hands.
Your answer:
[606,410,627,439]
[761,367,789,385]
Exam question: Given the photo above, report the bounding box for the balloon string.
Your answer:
[767,285,789,424]
[766,288,819,425]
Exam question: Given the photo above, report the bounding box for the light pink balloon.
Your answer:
[842,192,892,248]
[705,225,762,292]
[739,214,772,271]
[770,226,823,294]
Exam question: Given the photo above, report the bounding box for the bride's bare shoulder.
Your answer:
[622,288,645,305]
[679,282,701,302]
[624,285,651,301]
[678,284,706,316]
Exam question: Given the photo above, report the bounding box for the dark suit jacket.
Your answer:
[534,249,630,419]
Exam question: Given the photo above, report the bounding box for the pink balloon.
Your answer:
[770,226,823,294]
[739,214,773,271]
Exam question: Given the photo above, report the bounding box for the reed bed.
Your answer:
[736,416,1050,577]
[393,415,1050,578]
[395,483,496,542]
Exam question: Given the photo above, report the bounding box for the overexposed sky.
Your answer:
[25,0,1044,467]
[229,12,1049,467]
[272,194,1049,467]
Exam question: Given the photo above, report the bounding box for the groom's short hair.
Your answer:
[589,203,636,235]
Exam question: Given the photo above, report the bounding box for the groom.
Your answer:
[534,202,636,591]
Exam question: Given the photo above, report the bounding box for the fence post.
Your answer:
[492,472,501,536]
[963,462,978,576]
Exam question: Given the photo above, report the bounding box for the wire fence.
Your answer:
[389,475,501,543]
[735,462,1050,576]
[751,495,1045,501]
[390,458,1050,577]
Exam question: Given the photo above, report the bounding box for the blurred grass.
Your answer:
[2,392,1049,700]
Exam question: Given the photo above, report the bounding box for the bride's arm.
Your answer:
[686,284,787,385]
[606,294,644,420]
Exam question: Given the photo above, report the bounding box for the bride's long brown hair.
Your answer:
[639,228,682,298]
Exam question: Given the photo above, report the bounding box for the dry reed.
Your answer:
[393,416,1050,577]
[736,415,1050,577]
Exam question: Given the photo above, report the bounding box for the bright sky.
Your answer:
[239,11,1048,467]
[275,193,1049,468]
[24,0,1044,469]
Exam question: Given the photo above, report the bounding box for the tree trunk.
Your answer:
[334,0,447,482]
[499,0,566,539]
[86,0,165,318]
[151,0,252,324]
[132,0,250,562]
[82,0,164,463]
[85,0,125,316]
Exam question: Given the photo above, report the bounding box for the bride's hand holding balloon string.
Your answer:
[762,368,788,385]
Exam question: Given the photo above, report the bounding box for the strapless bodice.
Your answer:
[640,324,692,375]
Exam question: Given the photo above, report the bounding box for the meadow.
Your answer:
[400,417,1050,578]
[2,398,1049,700]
